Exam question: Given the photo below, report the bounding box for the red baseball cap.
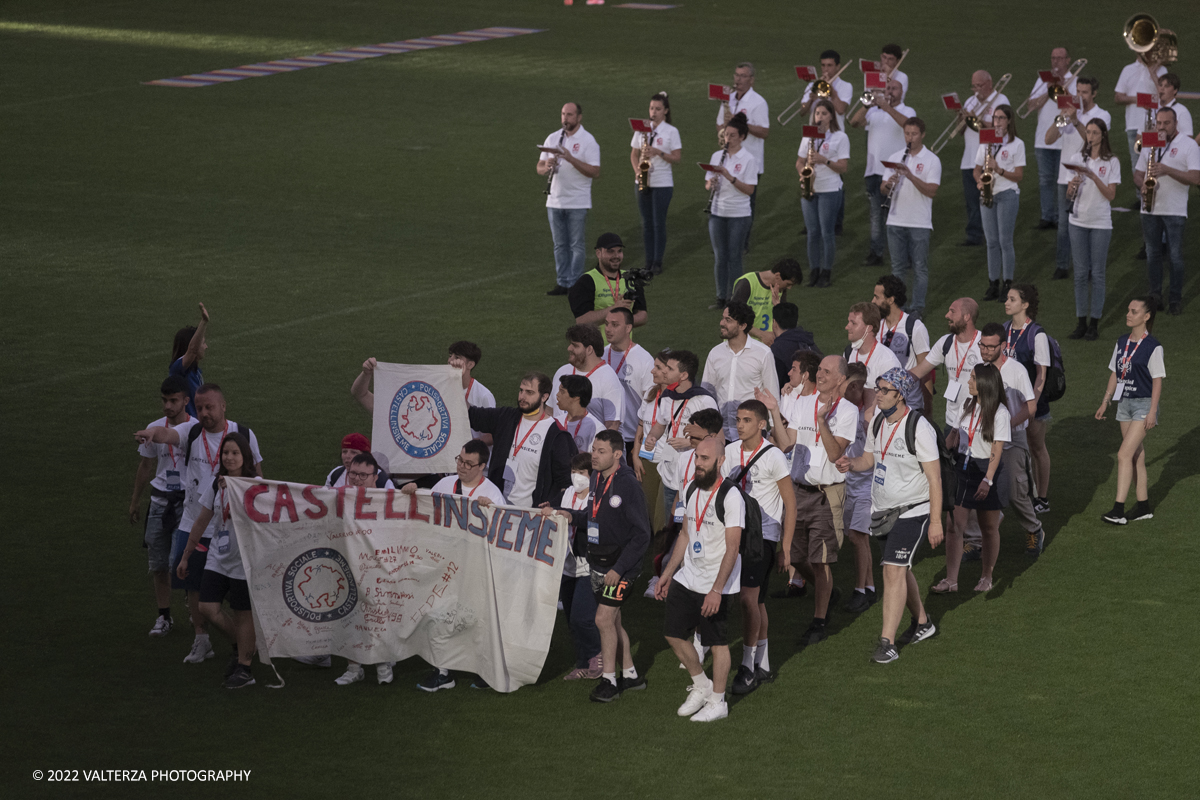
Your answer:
[341,433,370,452]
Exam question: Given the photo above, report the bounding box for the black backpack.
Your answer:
[685,478,765,564]
[871,411,957,513]
[325,465,390,489]
[184,423,250,466]
[1004,321,1067,403]
[846,313,918,363]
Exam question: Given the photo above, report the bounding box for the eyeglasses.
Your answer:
[978,342,1003,350]
[455,456,483,468]
[348,470,377,480]
[874,385,900,396]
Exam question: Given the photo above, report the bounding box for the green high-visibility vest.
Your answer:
[737,271,773,332]
[585,269,628,345]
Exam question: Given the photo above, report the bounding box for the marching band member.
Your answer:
[796,100,849,288]
[1044,77,1111,281]
[538,102,601,296]
[706,113,758,307]
[974,105,1025,301]
[715,63,769,242]
[1063,118,1121,341]
[878,44,909,101]
[1026,47,1077,231]
[881,118,941,319]
[1114,50,1166,203]
[958,71,1010,248]
[799,51,853,130]
[851,79,914,268]
[630,92,682,275]
[1156,74,1193,137]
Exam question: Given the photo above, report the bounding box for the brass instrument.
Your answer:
[717,90,733,146]
[799,137,817,199]
[980,146,995,208]
[931,72,1012,155]
[544,127,567,196]
[1065,174,1082,215]
[1134,106,1154,153]
[779,61,852,126]
[1125,14,1178,67]
[1142,138,1158,213]
[636,130,652,193]
[1015,58,1088,119]
[704,140,730,215]
[881,144,911,212]
[846,48,909,119]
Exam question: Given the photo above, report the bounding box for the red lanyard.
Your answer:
[601,273,622,305]
[200,421,228,475]
[882,313,904,341]
[571,491,588,510]
[165,415,191,466]
[512,414,546,459]
[568,415,586,440]
[590,470,617,519]
[573,363,602,378]
[965,407,983,451]
[1119,333,1148,379]
[464,378,474,402]
[606,344,632,377]
[692,486,718,537]
[878,410,910,460]
[669,398,691,438]
[1006,323,1028,358]
[683,452,696,485]
[739,439,764,488]
[814,398,836,445]
[953,333,979,381]
[854,340,878,368]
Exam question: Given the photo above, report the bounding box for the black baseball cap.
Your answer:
[595,232,624,250]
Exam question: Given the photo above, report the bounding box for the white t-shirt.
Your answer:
[849,339,903,390]
[559,488,591,577]
[721,441,789,536]
[1162,100,1194,138]
[653,392,719,436]
[958,402,1011,460]
[707,147,758,218]
[702,338,781,441]
[1066,154,1121,230]
[868,409,939,518]
[844,405,871,500]
[541,125,600,210]
[138,415,192,494]
[801,77,854,130]
[777,385,806,429]
[677,482,743,595]
[198,480,245,580]
[1055,105,1113,183]
[548,362,625,428]
[554,411,601,453]
[788,395,857,486]
[502,416,555,507]
[604,343,655,443]
[1135,134,1200,218]
[1114,61,1168,130]
[996,356,1036,437]
[960,91,1010,170]
[465,379,496,440]
[976,137,1027,195]
[429,474,506,505]
[926,333,983,428]
[864,103,915,176]
[797,131,850,194]
[177,420,264,539]
[879,313,931,370]
[1031,74,1079,151]
[883,145,941,230]
[718,87,770,173]
[630,121,682,189]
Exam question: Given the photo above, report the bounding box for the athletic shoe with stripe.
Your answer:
[335,665,365,685]
[897,616,938,646]
[149,615,172,637]
[223,664,255,689]
[1025,528,1045,558]
[417,670,456,692]
[589,678,621,703]
[677,685,709,717]
[1101,510,1128,525]
[689,697,728,722]
[183,635,214,664]
[871,637,899,664]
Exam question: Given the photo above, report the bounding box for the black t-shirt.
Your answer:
[568,270,648,319]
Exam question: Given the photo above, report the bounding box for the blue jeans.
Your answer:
[636,186,673,267]
[1034,148,1061,223]
[888,226,931,316]
[836,186,845,234]
[1068,223,1112,318]
[547,207,588,288]
[1125,129,1142,203]
[662,486,678,525]
[708,214,751,300]
[981,189,1019,280]
[559,574,600,668]
[865,175,886,257]
[961,169,983,243]
[801,191,839,274]
[1142,214,1187,305]
[1056,183,1072,270]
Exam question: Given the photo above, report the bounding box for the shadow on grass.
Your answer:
[1147,421,1200,506]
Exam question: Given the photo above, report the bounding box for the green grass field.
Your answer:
[3,1,1199,797]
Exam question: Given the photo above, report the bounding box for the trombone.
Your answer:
[1015,58,1088,119]
[930,72,1012,155]
[846,48,910,120]
[778,61,852,126]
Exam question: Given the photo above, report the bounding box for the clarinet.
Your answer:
[881,143,911,212]
[544,127,567,196]
[704,141,730,215]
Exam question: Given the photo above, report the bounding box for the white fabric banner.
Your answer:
[371,363,470,474]
[227,478,569,693]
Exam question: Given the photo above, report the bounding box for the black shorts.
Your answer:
[663,579,730,647]
[171,531,210,592]
[954,454,1007,511]
[881,514,928,569]
[199,569,252,611]
[739,539,776,600]
[591,568,639,608]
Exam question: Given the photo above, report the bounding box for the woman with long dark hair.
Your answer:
[1066,119,1121,341]
[1004,283,1053,514]
[935,363,1009,594]
[975,105,1025,301]
[630,92,681,275]
[796,99,850,288]
[705,112,758,306]
[1095,297,1164,525]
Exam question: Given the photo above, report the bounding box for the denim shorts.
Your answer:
[144,495,183,572]
[1116,397,1154,422]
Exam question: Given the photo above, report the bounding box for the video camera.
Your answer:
[622,266,654,301]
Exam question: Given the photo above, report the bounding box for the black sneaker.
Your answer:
[224,647,240,680]
[1169,302,1182,316]
[1135,245,1147,260]
[1068,318,1088,340]
[730,664,759,695]
[1025,528,1045,558]
[863,253,884,266]
[1101,509,1128,525]
[866,588,877,606]
[807,268,820,287]
[617,674,647,693]
[828,586,842,609]
[223,664,255,689]
[470,675,490,690]
[871,637,899,664]
[707,298,727,311]
[1128,503,1154,522]
[1035,219,1056,230]
[1051,268,1069,280]
[754,666,775,685]
[800,621,828,646]
[772,582,807,599]
[843,590,871,614]
[961,543,982,563]
[816,271,832,288]
[1033,497,1050,514]
[589,678,621,703]
[546,284,569,296]
[897,616,938,646]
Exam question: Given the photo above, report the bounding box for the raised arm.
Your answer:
[179,303,209,371]
[351,358,376,412]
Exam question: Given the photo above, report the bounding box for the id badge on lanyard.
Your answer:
[587,521,601,545]
[1112,381,1125,402]
[944,380,962,402]
[673,498,685,523]
[873,461,887,486]
[215,528,231,555]
[165,470,181,492]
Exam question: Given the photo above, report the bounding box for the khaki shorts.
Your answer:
[791,483,845,565]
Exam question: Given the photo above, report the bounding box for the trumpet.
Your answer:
[1015,58,1088,119]
[779,61,852,126]
[846,48,909,120]
[931,72,1012,155]
[980,147,995,208]
[636,131,652,193]
[799,137,817,200]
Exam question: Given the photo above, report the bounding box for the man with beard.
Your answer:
[873,276,932,412]
[547,325,624,432]
[702,301,780,443]
[844,302,903,415]
[910,298,982,442]
[568,232,649,331]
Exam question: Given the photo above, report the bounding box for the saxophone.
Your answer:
[1142,140,1158,213]
[980,146,995,208]
[636,131,652,193]
[799,138,817,199]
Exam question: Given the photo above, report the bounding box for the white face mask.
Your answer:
[571,474,590,493]
[850,336,866,351]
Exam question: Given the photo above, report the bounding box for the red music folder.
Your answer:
[859,58,882,72]
[1056,95,1079,109]
[942,93,962,111]
[801,125,825,140]
[629,118,653,133]
[865,71,887,90]
[1140,131,1164,148]
[979,129,1004,145]
[1038,70,1059,85]
[709,84,730,102]
[795,66,817,82]
[1137,93,1159,109]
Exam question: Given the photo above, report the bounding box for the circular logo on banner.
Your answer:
[282,548,358,623]
[389,381,452,459]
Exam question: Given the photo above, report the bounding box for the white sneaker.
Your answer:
[377,663,394,684]
[183,636,214,663]
[690,697,729,722]
[644,575,660,598]
[676,685,710,717]
[335,665,365,686]
[149,615,173,637]
[294,655,332,668]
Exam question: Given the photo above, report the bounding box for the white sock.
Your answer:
[855,587,866,595]
[622,666,637,679]
[690,671,712,691]
[195,633,210,641]
[602,672,617,686]
[711,691,725,704]
[790,575,805,587]
[438,668,450,676]
[754,640,769,671]
[866,585,876,593]
[741,645,756,670]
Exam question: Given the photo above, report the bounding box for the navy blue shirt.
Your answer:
[169,357,204,416]
[770,327,821,388]
[1110,333,1165,400]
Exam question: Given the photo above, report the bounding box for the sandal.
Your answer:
[931,579,958,594]
[974,577,993,592]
